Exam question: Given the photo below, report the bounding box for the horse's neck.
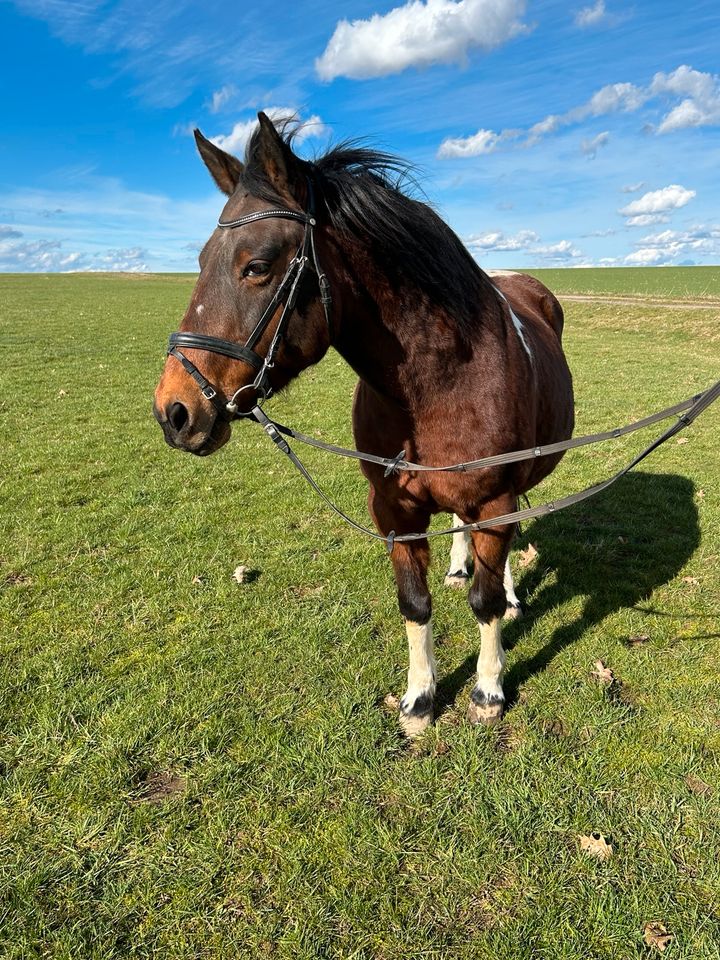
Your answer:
[329,236,498,407]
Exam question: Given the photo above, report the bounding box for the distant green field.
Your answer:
[529,265,720,300]
[1,271,719,959]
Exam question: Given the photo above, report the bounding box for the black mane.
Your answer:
[241,124,493,336]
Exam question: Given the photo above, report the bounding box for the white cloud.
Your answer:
[208,84,237,114]
[442,79,645,156]
[0,235,149,272]
[526,115,561,144]
[464,229,582,262]
[578,82,646,118]
[619,184,695,218]
[625,247,667,265]
[438,129,503,158]
[211,108,328,157]
[0,170,224,272]
[465,229,539,252]
[440,65,720,157]
[574,0,607,28]
[580,130,609,157]
[316,0,528,81]
[624,214,670,227]
[643,225,720,245]
[651,65,720,133]
[0,225,23,239]
[621,182,645,193]
[625,225,720,263]
[531,240,583,260]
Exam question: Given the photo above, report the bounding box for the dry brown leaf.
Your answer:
[685,773,713,796]
[626,634,650,647]
[57,389,67,398]
[383,693,400,713]
[676,436,689,445]
[191,575,203,585]
[643,921,673,952]
[518,543,538,568]
[590,660,615,685]
[696,489,705,499]
[578,832,613,860]
[681,576,699,586]
[232,565,249,584]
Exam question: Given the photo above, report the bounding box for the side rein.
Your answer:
[167,181,332,418]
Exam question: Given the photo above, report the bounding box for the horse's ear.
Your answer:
[194,129,244,196]
[253,111,300,198]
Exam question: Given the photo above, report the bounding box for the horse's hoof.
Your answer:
[467,690,504,727]
[444,572,470,590]
[399,691,434,738]
[399,709,434,738]
[504,602,523,621]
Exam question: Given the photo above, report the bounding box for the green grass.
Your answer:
[529,265,720,300]
[1,269,719,959]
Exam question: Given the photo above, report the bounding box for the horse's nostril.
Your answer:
[168,401,189,433]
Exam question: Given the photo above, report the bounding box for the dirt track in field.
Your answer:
[560,294,720,310]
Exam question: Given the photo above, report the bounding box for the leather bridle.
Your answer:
[167,182,331,418]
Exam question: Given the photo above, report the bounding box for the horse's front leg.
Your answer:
[467,503,517,726]
[445,513,523,620]
[368,488,434,737]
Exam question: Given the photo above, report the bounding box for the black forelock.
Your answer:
[241,120,493,336]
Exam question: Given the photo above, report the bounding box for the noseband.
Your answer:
[167,183,331,418]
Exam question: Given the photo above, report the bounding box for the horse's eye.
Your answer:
[245,260,271,278]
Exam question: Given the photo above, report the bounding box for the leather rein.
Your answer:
[166,193,720,551]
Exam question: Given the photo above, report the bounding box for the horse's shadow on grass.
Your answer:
[436,471,703,714]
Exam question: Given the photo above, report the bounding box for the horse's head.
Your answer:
[154,113,333,455]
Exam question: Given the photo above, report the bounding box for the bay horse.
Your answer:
[153,113,574,736]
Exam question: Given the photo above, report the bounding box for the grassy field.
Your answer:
[528,265,720,301]
[1,268,719,959]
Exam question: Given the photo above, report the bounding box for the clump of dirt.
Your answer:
[3,572,33,586]
[132,770,186,805]
[542,717,569,739]
[495,723,523,753]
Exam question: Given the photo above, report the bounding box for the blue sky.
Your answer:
[1,0,719,272]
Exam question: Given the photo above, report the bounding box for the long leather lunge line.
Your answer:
[245,378,719,551]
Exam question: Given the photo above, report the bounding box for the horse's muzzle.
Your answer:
[153,400,230,456]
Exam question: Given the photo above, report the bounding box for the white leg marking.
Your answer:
[503,556,522,619]
[445,514,471,588]
[476,617,505,701]
[399,620,435,736]
[468,616,506,726]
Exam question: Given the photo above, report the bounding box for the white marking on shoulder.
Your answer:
[492,284,532,360]
[196,304,205,316]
